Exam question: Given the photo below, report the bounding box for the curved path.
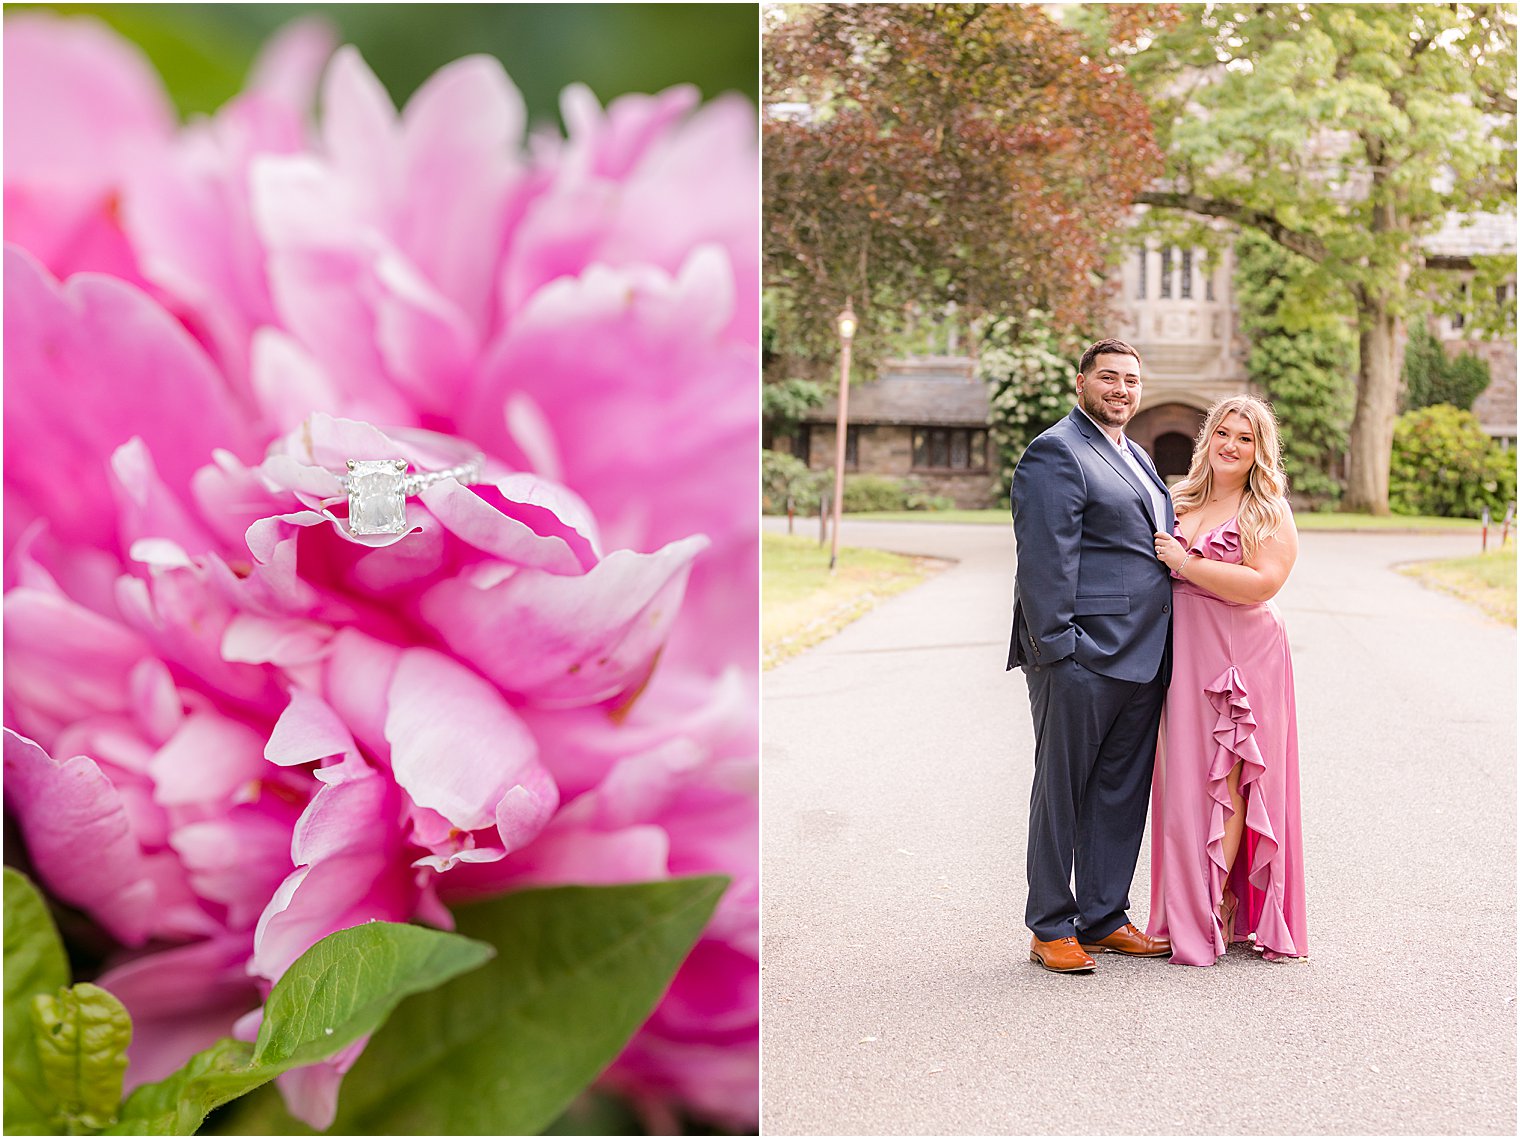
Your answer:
[761,519,1516,1136]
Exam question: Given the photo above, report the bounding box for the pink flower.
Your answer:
[3,12,756,1130]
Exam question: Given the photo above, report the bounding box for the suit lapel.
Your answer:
[1068,409,1157,522]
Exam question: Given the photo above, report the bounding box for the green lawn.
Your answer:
[831,509,1484,531]
[762,533,947,668]
[1398,549,1517,626]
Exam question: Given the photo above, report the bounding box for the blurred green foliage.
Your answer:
[1233,230,1356,507]
[1402,323,1494,414]
[11,4,757,124]
[1390,405,1516,518]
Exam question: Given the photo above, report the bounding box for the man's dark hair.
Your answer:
[1078,338,1142,376]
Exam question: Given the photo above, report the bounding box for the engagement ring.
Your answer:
[332,431,485,536]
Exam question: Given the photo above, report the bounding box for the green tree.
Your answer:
[1389,405,1516,517]
[978,314,1083,499]
[762,448,824,517]
[1401,323,1494,412]
[763,2,1161,362]
[1232,230,1356,506]
[1122,3,1516,513]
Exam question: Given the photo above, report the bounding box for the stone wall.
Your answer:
[1456,337,1518,443]
[807,423,999,509]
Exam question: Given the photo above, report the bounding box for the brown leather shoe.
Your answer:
[1078,922,1170,957]
[1029,935,1096,973]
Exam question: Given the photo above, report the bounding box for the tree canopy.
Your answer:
[1119,3,1516,512]
[763,3,1164,362]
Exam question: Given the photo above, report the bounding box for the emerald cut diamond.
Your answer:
[346,459,409,535]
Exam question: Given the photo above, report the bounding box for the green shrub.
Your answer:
[978,313,1080,498]
[904,479,956,511]
[762,449,824,515]
[1402,323,1493,412]
[1389,405,1516,518]
[841,475,910,513]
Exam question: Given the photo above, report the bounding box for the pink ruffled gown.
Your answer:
[1146,515,1308,966]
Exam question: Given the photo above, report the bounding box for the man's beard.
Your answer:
[1079,385,1137,429]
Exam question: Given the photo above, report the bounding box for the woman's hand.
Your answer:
[1154,531,1188,572]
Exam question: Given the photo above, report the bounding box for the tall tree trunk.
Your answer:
[1345,143,1405,516]
[1345,295,1402,514]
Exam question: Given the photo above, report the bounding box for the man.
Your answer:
[1008,338,1174,973]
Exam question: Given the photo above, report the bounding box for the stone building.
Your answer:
[792,357,993,509]
[791,217,1516,508]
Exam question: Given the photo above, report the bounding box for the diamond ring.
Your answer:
[332,432,485,536]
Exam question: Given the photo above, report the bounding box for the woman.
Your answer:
[1147,396,1308,966]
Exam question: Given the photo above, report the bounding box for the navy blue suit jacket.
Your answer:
[1007,408,1174,683]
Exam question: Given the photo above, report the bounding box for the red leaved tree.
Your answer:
[763,3,1167,361]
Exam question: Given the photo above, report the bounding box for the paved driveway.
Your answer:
[761,520,1516,1135]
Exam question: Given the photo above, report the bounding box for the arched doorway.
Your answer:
[1153,432,1195,481]
[1128,403,1207,483]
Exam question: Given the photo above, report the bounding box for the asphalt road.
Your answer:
[761,519,1516,1136]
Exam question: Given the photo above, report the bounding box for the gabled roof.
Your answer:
[805,358,991,426]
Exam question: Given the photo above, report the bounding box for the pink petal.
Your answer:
[494,773,559,853]
[96,936,260,1090]
[597,94,760,345]
[372,249,477,413]
[562,84,700,180]
[265,687,354,766]
[3,247,253,551]
[249,328,343,434]
[147,712,267,808]
[128,657,186,746]
[246,16,337,113]
[646,939,758,1037]
[121,73,316,392]
[2,14,174,185]
[317,46,400,217]
[275,1036,368,1131]
[384,647,553,834]
[2,13,173,280]
[406,803,504,872]
[110,438,217,560]
[394,54,525,333]
[346,513,448,591]
[420,536,705,706]
[113,568,283,712]
[320,628,402,759]
[418,476,595,576]
[251,158,408,420]
[438,821,671,903]
[3,585,148,748]
[170,797,303,930]
[221,614,334,671]
[3,728,156,945]
[468,250,755,556]
[251,763,412,981]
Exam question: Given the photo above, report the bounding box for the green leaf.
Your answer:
[251,920,495,1071]
[32,985,132,1133]
[321,877,729,1135]
[110,922,493,1136]
[4,868,72,1136]
[107,1039,262,1137]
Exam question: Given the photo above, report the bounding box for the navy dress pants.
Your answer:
[1023,657,1164,942]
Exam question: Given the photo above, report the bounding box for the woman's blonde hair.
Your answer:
[1171,396,1291,562]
